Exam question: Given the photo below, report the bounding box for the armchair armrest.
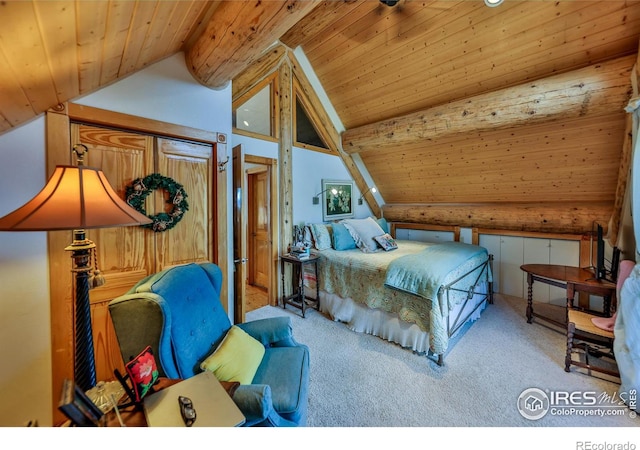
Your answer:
[233,384,298,427]
[237,317,298,347]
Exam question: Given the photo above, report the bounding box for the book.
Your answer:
[289,252,310,260]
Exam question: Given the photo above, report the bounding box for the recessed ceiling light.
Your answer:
[484,0,504,7]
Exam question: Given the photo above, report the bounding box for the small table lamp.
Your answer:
[0,144,151,391]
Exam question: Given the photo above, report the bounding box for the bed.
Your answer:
[303,219,493,365]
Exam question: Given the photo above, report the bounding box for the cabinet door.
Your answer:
[550,239,580,306]
[524,237,551,304]
[478,234,501,293]
[500,235,525,298]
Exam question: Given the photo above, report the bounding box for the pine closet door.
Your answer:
[70,123,215,383]
[154,137,214,268]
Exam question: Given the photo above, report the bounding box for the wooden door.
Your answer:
[49,107,222,425]
[248,169,270,290]
[233,144,247,323]
[73,124,155,381]
[154,137,214,269]
[71,125,214,382]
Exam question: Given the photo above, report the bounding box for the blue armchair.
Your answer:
[108,261,310,426]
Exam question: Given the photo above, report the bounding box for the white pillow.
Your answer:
[310,223,332,250]
[342,217,385,253]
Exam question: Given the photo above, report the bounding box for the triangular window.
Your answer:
[295,97,329,150]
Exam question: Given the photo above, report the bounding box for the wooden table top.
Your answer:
[520,264,615,288]
[106,378,239,427]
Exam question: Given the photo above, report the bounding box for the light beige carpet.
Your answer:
[247,294,638,427]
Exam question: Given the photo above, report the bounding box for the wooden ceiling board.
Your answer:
[117,1,163,76]
[0,52,34,128]
[313,1,640,129]
[33,1,80,104]
[361,112,626,204]
[0,2,60,116]
[280,0,371,51]
[76,1,109,94]
[100,1,138,85]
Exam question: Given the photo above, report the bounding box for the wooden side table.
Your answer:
[280,253,320,317]
[520,264,616,327]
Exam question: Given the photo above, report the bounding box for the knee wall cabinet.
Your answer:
[473,230,586,307]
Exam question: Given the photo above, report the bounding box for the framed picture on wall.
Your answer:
[321,179,354,221]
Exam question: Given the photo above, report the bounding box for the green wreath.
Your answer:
[125,173,189,232]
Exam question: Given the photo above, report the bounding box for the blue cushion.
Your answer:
[253,346,310,425]
[143,264,231,378]
[332,222,357,250]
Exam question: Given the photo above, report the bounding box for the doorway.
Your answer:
[233,146,279,322]
[246,167,270,312]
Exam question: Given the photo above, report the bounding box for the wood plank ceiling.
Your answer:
[2,0,640,235]
[281,0,640,235]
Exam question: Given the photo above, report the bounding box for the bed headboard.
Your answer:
[389,222,461,242]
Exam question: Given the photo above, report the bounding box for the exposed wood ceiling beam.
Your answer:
[232,44,288,101]
[382,201,612,235]
[342,55,635,154]
[186,0,321,88]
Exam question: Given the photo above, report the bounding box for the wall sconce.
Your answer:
[358,187,377,205]
[484,0,504,7]
[313,188,338,205]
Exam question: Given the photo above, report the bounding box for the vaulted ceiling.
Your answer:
[3,0,640,237]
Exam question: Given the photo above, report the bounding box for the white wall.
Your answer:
[233,133,375,228]
[0,52,231,426]
[0,118,51,427]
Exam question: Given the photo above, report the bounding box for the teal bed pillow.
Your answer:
[332,222,357,250]
[376,217,389,234]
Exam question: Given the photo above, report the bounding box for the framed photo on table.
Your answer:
[321,179,354,221]
[58,378,105,426]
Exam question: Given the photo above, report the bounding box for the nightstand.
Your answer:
[280,253,320,317]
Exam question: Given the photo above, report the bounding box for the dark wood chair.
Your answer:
[565,309,617,377]
[564,260,634,379]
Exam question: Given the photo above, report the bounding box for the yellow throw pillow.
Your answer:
[200,325,265,385]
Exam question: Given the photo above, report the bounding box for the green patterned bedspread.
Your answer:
[316,240,491,355]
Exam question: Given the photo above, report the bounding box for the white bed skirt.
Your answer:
[318,285,489,356]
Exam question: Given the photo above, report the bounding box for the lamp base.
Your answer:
[66,229,97,392]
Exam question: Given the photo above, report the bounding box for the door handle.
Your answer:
[234,258,248,264]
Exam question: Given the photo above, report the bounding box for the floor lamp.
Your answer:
[0,144,151,392]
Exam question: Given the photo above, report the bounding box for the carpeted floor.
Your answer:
[247,294,638,428]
